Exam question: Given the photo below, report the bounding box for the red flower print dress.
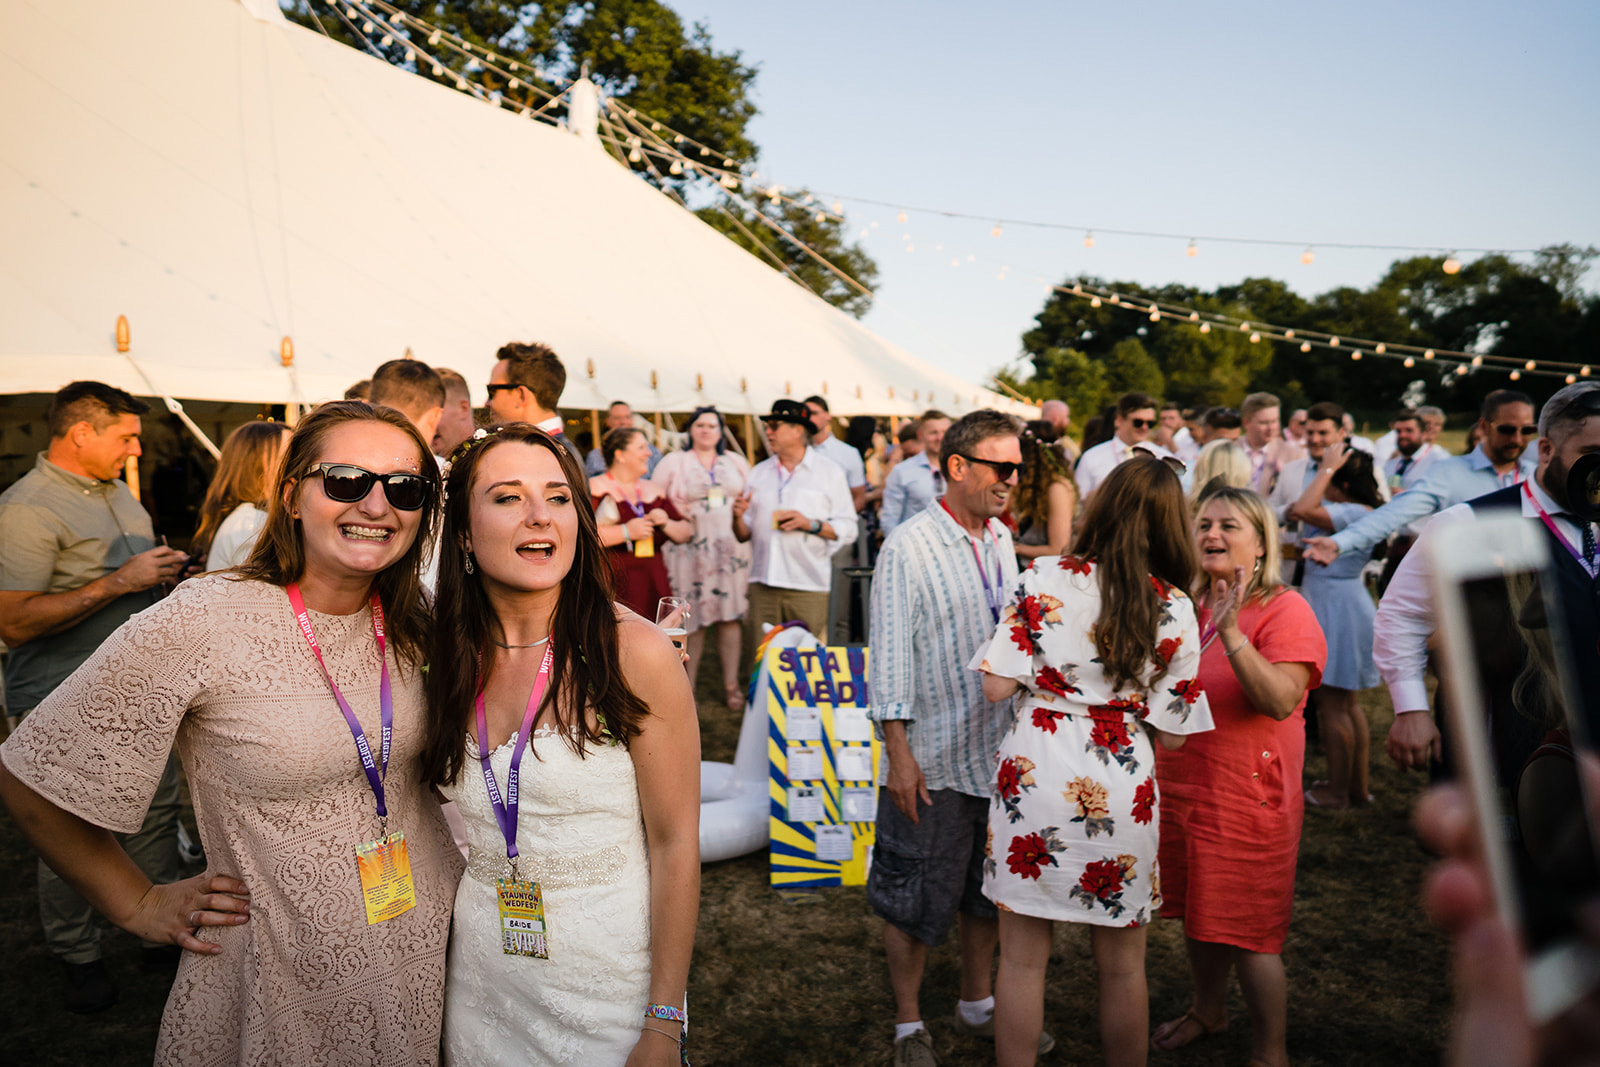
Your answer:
[970,556,1214,926]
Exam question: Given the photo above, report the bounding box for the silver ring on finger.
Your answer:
[190,910,201,925]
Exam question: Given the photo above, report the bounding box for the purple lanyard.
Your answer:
[941,502,1002,623]
[286,583,393,824]
[474,643,555,872]
[1524,481,1599,578]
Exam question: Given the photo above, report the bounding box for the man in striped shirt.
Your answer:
[867,409,1054,1065]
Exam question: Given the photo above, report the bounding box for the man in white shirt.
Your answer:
[881,410,952,536]
[1237,392,1304,496]
[804,395,869,642]
[866,409,1055,1065]
[484,341,583,462]
[1372,408,1447,595]
[1374,382,1600,777]
[1268,400,1347,581]
[1157,401,1198,465]
[1074,391,1172,501]
[733,399,858,669]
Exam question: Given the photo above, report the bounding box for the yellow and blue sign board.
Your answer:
[766,644,879,888]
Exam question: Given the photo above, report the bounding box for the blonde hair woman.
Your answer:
[1151,487,1326,1067]
[1186,439,1253,511]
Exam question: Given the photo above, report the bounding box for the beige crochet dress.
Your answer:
[0,575,464,1066]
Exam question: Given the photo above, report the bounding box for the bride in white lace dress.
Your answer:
[420,425,700,1067]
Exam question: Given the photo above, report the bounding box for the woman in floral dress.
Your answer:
[973,456,1215,1067]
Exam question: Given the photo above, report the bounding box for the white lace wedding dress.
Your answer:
[441,727,653,1065]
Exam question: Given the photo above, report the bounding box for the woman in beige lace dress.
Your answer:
[0,401,464,1066]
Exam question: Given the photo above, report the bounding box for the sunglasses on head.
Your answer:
[956,454,1024,480]
[304,463,431,511]
[1129,418,1157,430]
[1492,423,1538,438]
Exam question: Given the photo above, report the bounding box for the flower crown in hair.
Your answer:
[441,427,495,481]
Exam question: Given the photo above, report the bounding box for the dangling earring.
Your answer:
[464,551,475,575]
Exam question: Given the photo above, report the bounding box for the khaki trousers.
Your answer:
[743,582,830,675]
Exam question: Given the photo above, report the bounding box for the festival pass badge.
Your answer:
[633,536,655,559]
[495,877,549,958]
[355,832,417,925]
[705,487,726,509]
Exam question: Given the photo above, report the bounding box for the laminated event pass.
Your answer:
[496,876,550,958]
[355,832,417,925]
[633,536,655,558]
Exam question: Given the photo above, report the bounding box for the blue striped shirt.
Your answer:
[867,503,1019,797]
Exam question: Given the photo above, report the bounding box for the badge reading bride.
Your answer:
[495,877,549,958]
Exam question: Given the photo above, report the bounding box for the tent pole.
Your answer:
[590,409,601,449]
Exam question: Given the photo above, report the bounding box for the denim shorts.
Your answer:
[866,787,996,946]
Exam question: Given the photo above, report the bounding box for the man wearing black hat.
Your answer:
[733,399,858,670]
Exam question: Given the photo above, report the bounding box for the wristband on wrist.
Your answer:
[809,519,823,535]
[644,1003,689,1065]
[1223,635,1250,658]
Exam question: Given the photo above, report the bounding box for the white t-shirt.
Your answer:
[1073,437,1174,499]
[207,503,266,571]
[812,434,867,489]
[744,448,858,592]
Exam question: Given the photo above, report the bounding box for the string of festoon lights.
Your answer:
[317,1,1563,321]
[1057,282,1594,384]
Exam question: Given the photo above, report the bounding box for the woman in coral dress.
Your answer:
[974,457,1215,1067]
[1152,487,1326,1067]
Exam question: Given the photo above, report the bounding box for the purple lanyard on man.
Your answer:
[473,644,556,880]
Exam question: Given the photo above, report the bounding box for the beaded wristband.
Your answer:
[643,1004,689,1065]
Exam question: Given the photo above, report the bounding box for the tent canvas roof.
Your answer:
[0,0,1031,418]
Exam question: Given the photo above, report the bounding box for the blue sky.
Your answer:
[674,0,1600,388]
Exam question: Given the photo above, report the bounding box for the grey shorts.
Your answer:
[866,787,996,946]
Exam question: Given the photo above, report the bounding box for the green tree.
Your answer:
[281,1,877,315]
[697,190,878,317]
[1027,346,1109,420]
[1103,338,1164,397]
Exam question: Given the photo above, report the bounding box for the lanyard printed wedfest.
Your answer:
[940,501,1003,623]
[474,643,555,958]
[285,583,416,925]
[1524,480,1600,579]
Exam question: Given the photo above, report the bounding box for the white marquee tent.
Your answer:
[0,0,1030,424]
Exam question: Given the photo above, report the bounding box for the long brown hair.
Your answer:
[1011,420,1074,531]
[191,421,292,564]
[1071,455,1199,689]
[419,425,651,788]
[232,401,439,669]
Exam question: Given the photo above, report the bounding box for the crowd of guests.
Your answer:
[0,352,1595,1066]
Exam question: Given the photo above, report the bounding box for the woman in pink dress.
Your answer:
[1152,486,1326,1067]
[652,407,753,708]
[0,401,463,1065]
[974,456,1215,1067]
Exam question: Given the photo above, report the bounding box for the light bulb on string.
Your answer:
[1186,239,1198,258]
[508,77,520,90]
[1568,374,1578,384]
[628,147,642,162]
[1455,364,1469,376]
[816,212,827,223]
[674,135,685,144]
[431,63,444,76]
[1109,294,1120,305]
[1083,231,1095,248]
[1442,253,1462,275]
[1351,350,1361,360]
[1090,297,1102,308]
[1250,332,1261,343]
[1285,329,1295,339]
[362,20,374,32]
[1525,360,1536,370]
[1375,343,1386,354]
[380,34,393,46]
[1424,349,1435,359]
[1199,322,1210,334]
[1329,336,1340,347]
[1583,366,1592,377]
[897,211,908,223]
[1471,355,1483,366]
[991,223,1003,237]
[832,200,843,214]
[1301,247,1315,265]
[1149,307,1161,322]
[722,175,738,189]
[1189,311,1200,322]
[428,29,442,45]
[670,160,683,175]
[726,159,736,167]
[651,122,661,131]
[1300,341,1311,353]
[1509,370,1521,380]
[699,146,710,157]
[1404,357,1416,368]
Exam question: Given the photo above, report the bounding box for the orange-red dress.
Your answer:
[1155,589,1326,953]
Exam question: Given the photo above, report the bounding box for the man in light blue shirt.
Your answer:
[867,410,1053,1065]
[1303,390,1537,567]
[879,410,951,537]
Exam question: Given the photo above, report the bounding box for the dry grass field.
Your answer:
[0,649,1452,1066]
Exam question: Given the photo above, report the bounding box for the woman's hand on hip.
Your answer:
[123,874,250,954]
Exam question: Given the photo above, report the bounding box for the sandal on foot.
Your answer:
[725,686,746,712]
[1303,787,1350,811]
[1151,1008,1225,1051]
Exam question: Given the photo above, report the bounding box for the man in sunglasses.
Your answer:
[1073,391,1173,502]
[483,341,583,462]
[1371,382,1600,783]
[1303,389,1537,569]
[0,380,188,1013]
[865,410,1056,1066]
